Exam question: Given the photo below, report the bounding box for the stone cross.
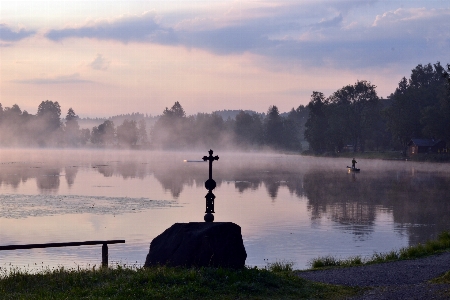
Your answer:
[202,149,219,222]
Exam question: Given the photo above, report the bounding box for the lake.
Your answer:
[0,148,449,272]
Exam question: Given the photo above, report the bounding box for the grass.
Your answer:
[431,270,450,284]
[0,262,358,299]
[5,233,450,299]
[430,269,450,298]
[309,231,450,269]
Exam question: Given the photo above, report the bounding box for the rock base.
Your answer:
[144,222,247,268]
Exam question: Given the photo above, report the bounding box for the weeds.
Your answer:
[265,260,295,273]
[310,231,450,269]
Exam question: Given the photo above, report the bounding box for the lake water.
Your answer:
[1,148,449,272]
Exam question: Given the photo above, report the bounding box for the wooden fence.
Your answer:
[0,240,126,267]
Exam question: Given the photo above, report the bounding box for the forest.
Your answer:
[0,62,448,153]
[305,62,450,153]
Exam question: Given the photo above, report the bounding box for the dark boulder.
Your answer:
[144,222,246,268]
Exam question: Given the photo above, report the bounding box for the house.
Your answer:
[407,139,446,155]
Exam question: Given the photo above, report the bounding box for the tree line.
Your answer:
[0,99,309,150]
[150,101,308,150]
[0,101,148,148]
[0,61,448,152]
[304,62,450,153]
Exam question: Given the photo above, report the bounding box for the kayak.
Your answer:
[347,166,360,172]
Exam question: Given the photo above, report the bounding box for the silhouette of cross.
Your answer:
[203,149,219,180]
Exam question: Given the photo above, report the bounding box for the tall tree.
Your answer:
[0,104,30,146]
[117,119,138,147]
[37,100,61,131]
[35,100,62,146]
[284,105,308,151]
[234,111,263,147]
[137,119,148,146]
[64,108,80,147]
[151,102,188,149]
[264,105,284,148]
[162,101,186,118]
[328,80,379,152]
[188,113,225,148]
[304,92,329,153]
[91,120,115,146]
[80,128,91,145]
[385,62,448,148]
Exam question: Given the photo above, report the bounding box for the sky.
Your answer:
[0,0,449,118]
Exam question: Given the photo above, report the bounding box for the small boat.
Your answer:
[183,160,206,163]
[347,166,360,172]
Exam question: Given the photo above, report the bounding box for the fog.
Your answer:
[1,148,449,199]
[1,148,450,268]
[0,100,308,152]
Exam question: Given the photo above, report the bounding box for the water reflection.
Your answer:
[0,150,450,247]
[65,166,78,187]
[303,169,450,245]
[36,168,61,192]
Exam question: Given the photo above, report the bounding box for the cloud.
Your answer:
[180,25,276,55]
[0,24,35,41]
[311,14,344,30]
[14,73,93,84]
[90,54,110,71]
[46,12,178,45]
[42,4,450,69]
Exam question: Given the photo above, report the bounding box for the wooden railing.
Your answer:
[0,240,125,267]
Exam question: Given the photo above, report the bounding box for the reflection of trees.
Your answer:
[92,161,148,179]
[93,165,114,177]
[0,168,28,189]
[152,163,204,198]
[387,172,450,245]
[303,170,377,239]
[0,164,54,190]
[117,162,138,179]
[2,152,450,248]
[117,162,147,179]
[221,166,306,200]
[303,169,450,244]
[64,166,78,187]
[36,169,60,192]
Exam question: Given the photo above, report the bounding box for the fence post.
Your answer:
[102,243,108,267]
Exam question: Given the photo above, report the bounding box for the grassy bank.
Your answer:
[0,262,358,299]
[310,231,450,269]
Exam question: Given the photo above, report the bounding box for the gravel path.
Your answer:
[297,252,450,299]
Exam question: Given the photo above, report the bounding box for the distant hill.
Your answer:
[78,117,107,129]
[78,108,300,129]
[212,109,265,120]
[78,113,158,130]
[108,113,158,128]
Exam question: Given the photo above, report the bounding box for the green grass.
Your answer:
[429,270,450,298]
[431,270,450,284]
[0,263,358,299]
[309,231,450,269]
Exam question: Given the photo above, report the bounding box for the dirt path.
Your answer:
[297,252,450,299]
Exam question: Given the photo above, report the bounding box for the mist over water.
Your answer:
[0,148,450,271]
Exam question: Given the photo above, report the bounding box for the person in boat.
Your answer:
[351,158,357,169]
